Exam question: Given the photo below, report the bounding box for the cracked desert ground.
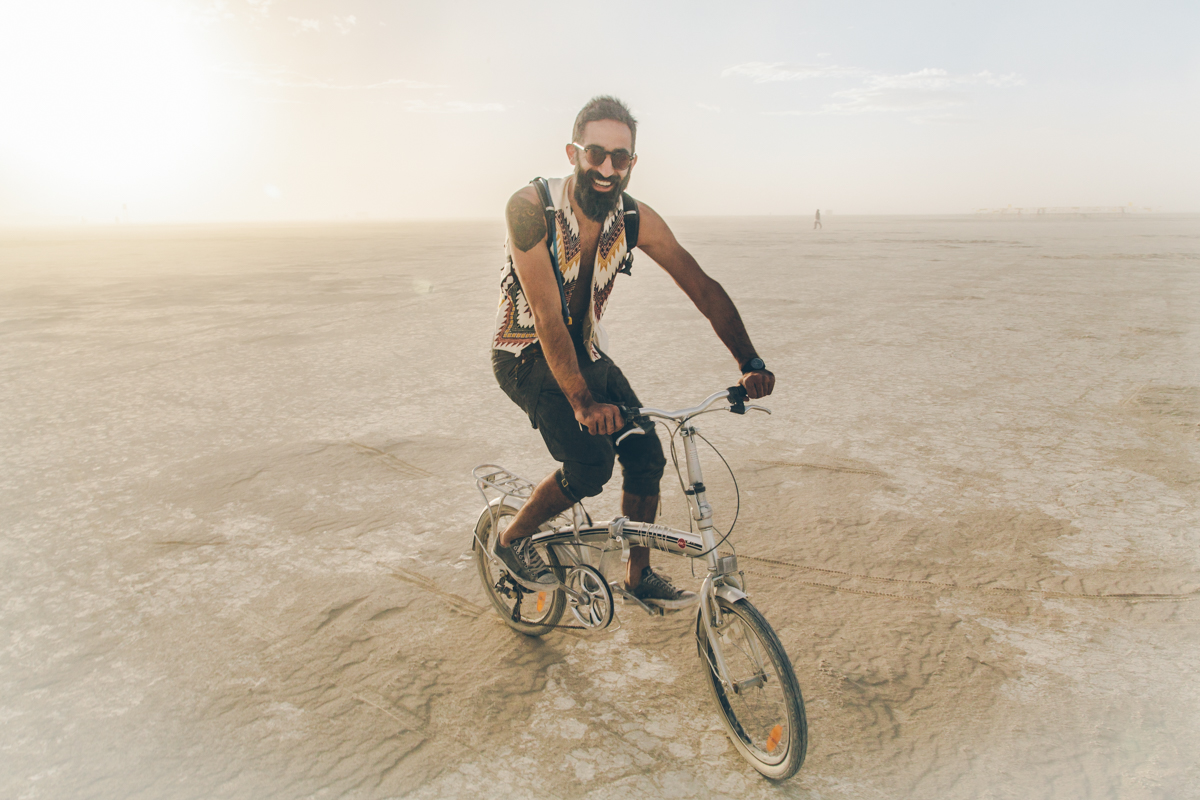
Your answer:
[2,215,1198,799]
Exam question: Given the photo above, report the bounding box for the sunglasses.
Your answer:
[571,142,635,171]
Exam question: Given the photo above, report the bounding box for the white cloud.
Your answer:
[245,0,272,19]
[907,112,978,125]
[721,61,865,82]
[220,66,439,91]
[365,77,439,90]
[288,16,320,33]
[401,99,505,113]
[817,69,1022,115]
[219,67,502,111]
[697,102,721,112]
[730,62,1024,118]
[333,15,357,34]
[191,1,234,26]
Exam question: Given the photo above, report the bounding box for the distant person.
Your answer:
[813,209,821,230]
[489,95,774,609]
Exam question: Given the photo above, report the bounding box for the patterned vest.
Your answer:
[492,176,631,362]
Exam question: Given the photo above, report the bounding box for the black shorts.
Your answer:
[492,347,666,503]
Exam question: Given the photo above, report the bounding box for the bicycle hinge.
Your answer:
[608,516,628,541]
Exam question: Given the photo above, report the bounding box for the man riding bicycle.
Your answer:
[491,96,774,610]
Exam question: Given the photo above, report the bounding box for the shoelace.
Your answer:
[514,538,549,573]
[640,571,682,599]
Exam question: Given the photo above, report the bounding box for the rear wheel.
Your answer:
[697,596,807,779]
[474,504,565,636]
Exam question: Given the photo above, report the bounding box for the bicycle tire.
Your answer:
[696,596,807,779]
[474,504,566,636]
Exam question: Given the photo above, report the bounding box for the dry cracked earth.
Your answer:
[2,215,1198,799]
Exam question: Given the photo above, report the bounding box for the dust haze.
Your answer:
[2,214,1198,798]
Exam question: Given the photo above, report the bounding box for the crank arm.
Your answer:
[559,585,586,603]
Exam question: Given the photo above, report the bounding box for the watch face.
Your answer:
[746,357,765,372]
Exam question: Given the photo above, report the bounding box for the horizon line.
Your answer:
[1,210,1189,229]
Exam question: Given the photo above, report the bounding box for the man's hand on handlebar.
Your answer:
[739,369,775,400]
[576,402,624,436]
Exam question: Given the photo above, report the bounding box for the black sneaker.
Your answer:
[631,566,698,610]
[492,535,557,589]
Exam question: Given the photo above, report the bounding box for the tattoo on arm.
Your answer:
[506,195,548,252]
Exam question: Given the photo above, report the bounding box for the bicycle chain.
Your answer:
[502,578,684,632]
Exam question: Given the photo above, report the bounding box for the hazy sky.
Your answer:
[1,0,1197,222]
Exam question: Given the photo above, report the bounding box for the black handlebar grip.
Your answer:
[579,404,639,435]
[726,384,748,415]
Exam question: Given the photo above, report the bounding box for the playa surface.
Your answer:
[2,215,1198,799]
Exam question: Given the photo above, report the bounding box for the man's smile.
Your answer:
[589,174,616,191]
[573,161,632,220]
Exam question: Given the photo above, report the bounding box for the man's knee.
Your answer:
[557,456,614,503]
[619,430,666,497]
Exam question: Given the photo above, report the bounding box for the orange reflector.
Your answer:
[536,592,546,612]
[765,724,783,753]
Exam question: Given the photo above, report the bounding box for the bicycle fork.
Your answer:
[699,579,774,695]
[679,424,756,693]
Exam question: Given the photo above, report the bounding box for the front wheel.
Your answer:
[474,504,565,636]
[697,596,807,780]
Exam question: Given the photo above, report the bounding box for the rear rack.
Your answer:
[472,464,535,501]
[472,463,592,532]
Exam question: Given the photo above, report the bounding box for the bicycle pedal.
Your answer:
[614,587,664,616]
[497,569,560,595]
[649,603,684,615]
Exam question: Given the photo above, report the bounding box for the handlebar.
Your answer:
[612,385,771,445]
[636,385,770,422]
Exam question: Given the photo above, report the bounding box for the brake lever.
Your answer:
[615,426,648,446]
[726,384,749,415]
[580,404,649,445]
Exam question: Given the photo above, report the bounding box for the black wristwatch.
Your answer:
[740,357,766,374]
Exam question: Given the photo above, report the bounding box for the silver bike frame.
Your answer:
[475,389,770,688]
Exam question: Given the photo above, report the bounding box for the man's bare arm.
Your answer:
[506,192,549,253]
[634,202,774,398]
[505,188,622,434]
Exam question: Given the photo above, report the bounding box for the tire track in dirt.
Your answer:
[734,553,1200,602]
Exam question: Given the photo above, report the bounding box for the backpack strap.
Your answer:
[529,177,572,327]
[618,193,639,275]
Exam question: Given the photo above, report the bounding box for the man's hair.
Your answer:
[572,96,638,151]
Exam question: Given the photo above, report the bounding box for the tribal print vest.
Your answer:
[492,176,632,362]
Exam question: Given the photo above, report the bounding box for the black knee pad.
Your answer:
[618,425,667,497]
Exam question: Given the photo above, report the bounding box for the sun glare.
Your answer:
[0,1,221,206]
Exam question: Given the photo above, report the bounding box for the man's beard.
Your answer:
[573,164,632,221]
